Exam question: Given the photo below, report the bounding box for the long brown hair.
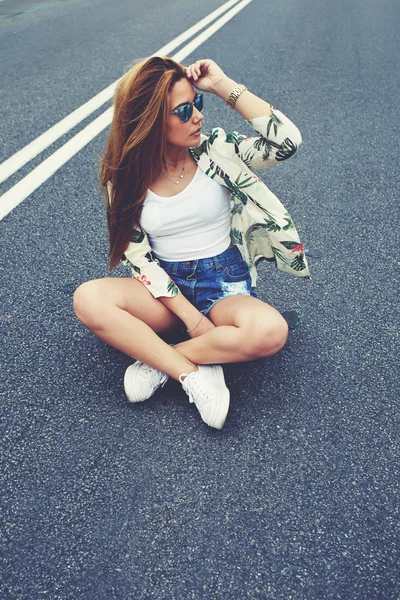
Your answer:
[99,56,187,269]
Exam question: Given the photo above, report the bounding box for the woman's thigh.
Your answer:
[208,295,289,356]
[209,294,288,332]
[74,277,181,333]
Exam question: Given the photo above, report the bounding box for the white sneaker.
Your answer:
[124,361,168,403]
[179,365,230,429]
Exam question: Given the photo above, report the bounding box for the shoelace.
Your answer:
[180,373,211,405]
[143,365,157,377]
[142,365,167,387]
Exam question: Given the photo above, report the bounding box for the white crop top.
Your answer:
[140,166,231,261]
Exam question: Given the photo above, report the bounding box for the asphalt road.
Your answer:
[1,0,399,598]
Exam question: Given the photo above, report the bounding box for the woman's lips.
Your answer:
[191,129,201,136]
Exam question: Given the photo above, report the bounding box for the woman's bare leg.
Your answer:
[173,296,289,364]
[74,280,287,376]
[73,278,198,381]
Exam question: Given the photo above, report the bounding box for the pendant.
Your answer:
[176,181,180,185]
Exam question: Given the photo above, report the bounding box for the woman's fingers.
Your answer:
[186,65,194,79]
[186,59,226,93]
[186,60,207,80]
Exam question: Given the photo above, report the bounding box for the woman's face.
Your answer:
[166,77,204,148]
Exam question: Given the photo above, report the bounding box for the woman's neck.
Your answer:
[164,145,189,168]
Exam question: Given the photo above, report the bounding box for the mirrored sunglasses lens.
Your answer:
[179,104,192,122]
[195,94,203,111]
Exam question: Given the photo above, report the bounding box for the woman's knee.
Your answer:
[73,280,106,326]
[242,315,289,359]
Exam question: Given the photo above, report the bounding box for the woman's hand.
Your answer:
[160,295,215,338]
[185,59,228,94]
[187,313,216,339]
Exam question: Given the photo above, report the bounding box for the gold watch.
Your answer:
[226,84,248,109]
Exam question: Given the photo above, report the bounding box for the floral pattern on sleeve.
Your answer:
[121,229,181,298]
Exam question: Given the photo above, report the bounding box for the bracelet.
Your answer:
[226,84,248,109]
[186,314,204,334]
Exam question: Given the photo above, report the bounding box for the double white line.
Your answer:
[0,0,253,220]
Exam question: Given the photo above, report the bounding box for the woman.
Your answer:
[73,56,309,430]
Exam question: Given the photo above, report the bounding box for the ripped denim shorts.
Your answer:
[156,244,257,317]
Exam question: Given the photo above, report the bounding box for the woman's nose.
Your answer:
[192,107,203,122]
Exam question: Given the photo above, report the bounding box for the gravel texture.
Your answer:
[1,0,399,598]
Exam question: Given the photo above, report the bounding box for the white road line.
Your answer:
[0,108,113,221]
[173,0,253,63]
[0,0,253,220]
[0,85,115,185]
[0,0,241,185]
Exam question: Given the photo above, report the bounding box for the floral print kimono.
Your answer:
[107,106,310,298]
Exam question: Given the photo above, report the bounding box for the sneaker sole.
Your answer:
[203,365,230,429]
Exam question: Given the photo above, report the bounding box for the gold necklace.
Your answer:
[161,151,188,185]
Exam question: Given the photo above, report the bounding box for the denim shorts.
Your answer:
[157,244,257,317]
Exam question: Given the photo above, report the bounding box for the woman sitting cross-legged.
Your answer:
[73,56,309,430]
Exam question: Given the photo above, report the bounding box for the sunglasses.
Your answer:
[168,93,203,122]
